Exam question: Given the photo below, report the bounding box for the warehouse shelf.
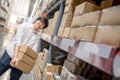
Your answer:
[43,0,63,19]
[40,33,120,77]
[0,16,5,21]
[0,6,8,13]
[0,23,4,26]
[39,0,120,79]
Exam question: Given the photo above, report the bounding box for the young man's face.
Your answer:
[34,20,45,30]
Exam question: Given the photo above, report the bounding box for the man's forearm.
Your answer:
[14,46,20,58]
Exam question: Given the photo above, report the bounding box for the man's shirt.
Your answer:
[6,22,41,58]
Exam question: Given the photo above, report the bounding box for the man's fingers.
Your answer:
[10,60,16,67]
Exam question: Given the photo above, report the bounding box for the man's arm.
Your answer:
[10,46,20,67]
[10,23,27,67]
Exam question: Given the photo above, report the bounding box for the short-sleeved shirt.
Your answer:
[6,22,41,58]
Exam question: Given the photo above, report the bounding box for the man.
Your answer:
[0,17,49,80]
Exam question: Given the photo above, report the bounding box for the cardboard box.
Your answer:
[69,26,97,41]
[44,69,54,80]
[17,52,35,67]
[46,63,55,72]
[62,28,71,37]
[62,12,73,21]
[64,60,78,73]
[60,67,78,80]
[99,5,120,25]
[45,19,53,34]
[81,10,101,26]
[72,10,101,27]
[33,53,42,72]
[33,67,41,80]
[19,45,38,60]
[94,25,120,47]
[74,2,100,16]
[50,17,58,28]
[60,20,72,28]
[67,54,82,66]
[46,63,62,74]
[58,28,64,37]
[64,3,75,13]
[15,45,38,74]
[71,15,83,28]
[100,0,113,9]
[54,66,62,74]
[15,61,32,74]
[54,11,59,19]
[65,0,80,5]
[39,49,48,72]
[46,27,54,35]
[77,67,84,75]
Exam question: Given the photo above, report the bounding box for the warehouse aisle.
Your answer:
[0,32,34,80]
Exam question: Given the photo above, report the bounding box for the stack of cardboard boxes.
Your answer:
[58,0,77,37]
[62,2,101,38]
[42,1,120,79]
[16,45,38,74]
[94,5,120,47]
[43,63,62,80]
[58,0,95,37]
[33,48,48,80]
[61,0,120,47]
[45,11,59,35]
[69,10,101,41]
[60,54,96,80]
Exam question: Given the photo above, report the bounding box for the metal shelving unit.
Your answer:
[39,0,120,79]
[0,0,9,27]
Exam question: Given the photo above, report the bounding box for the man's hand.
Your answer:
[10,57,18,67]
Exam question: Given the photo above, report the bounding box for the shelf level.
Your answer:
[41,33,120,76]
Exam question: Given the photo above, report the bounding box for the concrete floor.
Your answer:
[0,31,34,80]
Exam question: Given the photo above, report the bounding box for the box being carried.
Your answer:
[15,45,38,74]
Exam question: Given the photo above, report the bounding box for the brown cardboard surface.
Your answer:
[60,67,78,80]
[60,20,72,28]
[62,12,73,21]
[45,18,53,34]
[19,45,38,60]
[46,63,55,72]
[17,52,35,67]
[46,63,62,74]
[15,61,32,74]
[62,28,71,38]
[71,15,83,28]
[100,0,113,9]
[81,10,101,26]
[33,67,41,80]
[74,2,100,16]
[64,3,75,13]
[99,5,120,25]
[67,54,82,66]
[72,10,102,27]
[94,25,120,47]
[58,28,64,37]
[64,60,78,73]
[65,0,80,5]
[44,69,54,80]
[54,66,62,74]
[69,26,97,41]
[54,11,59,19]
[39,49,48,72]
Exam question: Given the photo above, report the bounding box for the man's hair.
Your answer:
[35,17,49,29]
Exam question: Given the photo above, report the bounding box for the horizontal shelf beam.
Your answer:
[40,33,119,76]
